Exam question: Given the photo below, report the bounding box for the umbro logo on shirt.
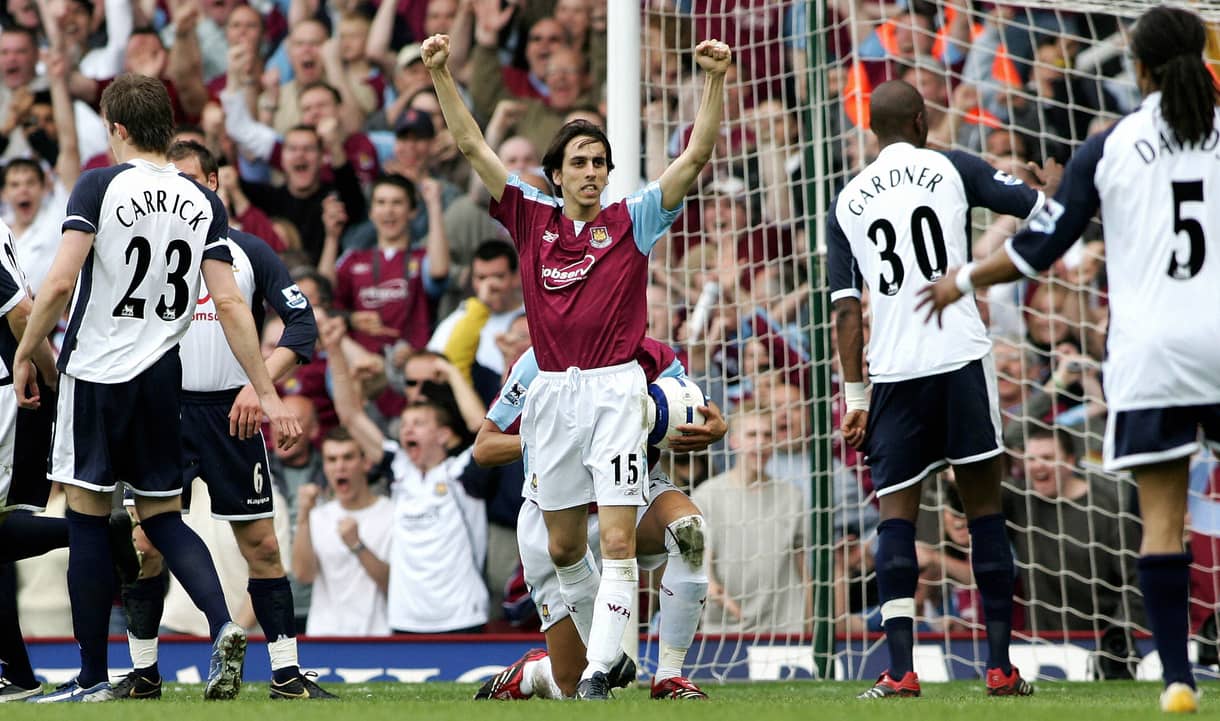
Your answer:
[541,254,595,290]
[542,230,558,243]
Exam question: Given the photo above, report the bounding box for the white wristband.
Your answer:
[844,381,870,413]
[955,262,976,295]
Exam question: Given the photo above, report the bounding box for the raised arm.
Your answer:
[322,315,388,463]
[435,356,487,433]
[166,0,208,119]
[47,47,81,189]
[466,0,516,119]
[321,36,371,134]
[364,0,399,72]
[657,40,732,211]
[422,34,508,201]
[221,47,278,162]
[417,178,451,283]
[95,0,134,78]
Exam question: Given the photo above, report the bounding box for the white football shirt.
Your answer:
[305,495,395,637]
[384,443,489,632]
[0,219,28,384]
[59,159,230,383]
[180,229,314,392]
[1008,92,1220,411]
[828,142,1044,382]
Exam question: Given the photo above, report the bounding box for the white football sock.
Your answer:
[128,633,158,670]
[582,558,637,680]
[655,515,709,681]
[267,635,299,671]
[555,549,600,645]
[522,656,562,699]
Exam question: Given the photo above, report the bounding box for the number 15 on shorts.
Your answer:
[610,452,643,486]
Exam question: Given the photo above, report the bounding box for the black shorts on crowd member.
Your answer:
[864,357,1002,497]
[1105,404,1220,471]
[180,389,275,521]
[51,349,185,496]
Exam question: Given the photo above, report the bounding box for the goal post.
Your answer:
[806,0,836,682]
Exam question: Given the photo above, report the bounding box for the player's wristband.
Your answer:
[349,541,366,555]
[955,263,976,295]
[844,381,870,413]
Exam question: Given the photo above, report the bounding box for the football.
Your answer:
[646,376,708,449]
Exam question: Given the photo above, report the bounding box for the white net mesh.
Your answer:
[634,0,825,682]
[635,0,1220,683]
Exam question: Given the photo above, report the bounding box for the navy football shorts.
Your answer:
[51,349,184,496]
[864,357,1003,497]
[180,389,275,520]
[1104,404,1220,472]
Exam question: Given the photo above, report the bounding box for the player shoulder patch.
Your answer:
[1029,197,1065,234]
[281,284,309,309]
[589,226,612,249]
[504,381,527,407]
[993,169,1023,186]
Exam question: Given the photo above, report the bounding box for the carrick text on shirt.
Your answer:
[114,189,209,230]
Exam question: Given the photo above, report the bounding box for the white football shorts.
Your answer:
[521,360,649,511]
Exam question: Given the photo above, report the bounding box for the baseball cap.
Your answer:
[396,43,423,71]
[395,108,436,139]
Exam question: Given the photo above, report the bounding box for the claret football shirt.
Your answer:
[491,175,681,372]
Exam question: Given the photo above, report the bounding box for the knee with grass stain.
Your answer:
[666,515,706,569]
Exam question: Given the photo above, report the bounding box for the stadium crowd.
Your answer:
[0,0,1217,680]
[0,0,813,642]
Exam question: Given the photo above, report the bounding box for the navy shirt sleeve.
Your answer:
[826,198,864,302]
[1007,129,1110,275]
[0,234,25,317]
[943,150,1042,219]
[63,165,126,234]
[200,184,232,263]
[234,230,317,363]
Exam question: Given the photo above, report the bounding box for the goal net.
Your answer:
[632,0,1220,683]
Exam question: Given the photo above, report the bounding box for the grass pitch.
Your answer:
[2,681,1212,720]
